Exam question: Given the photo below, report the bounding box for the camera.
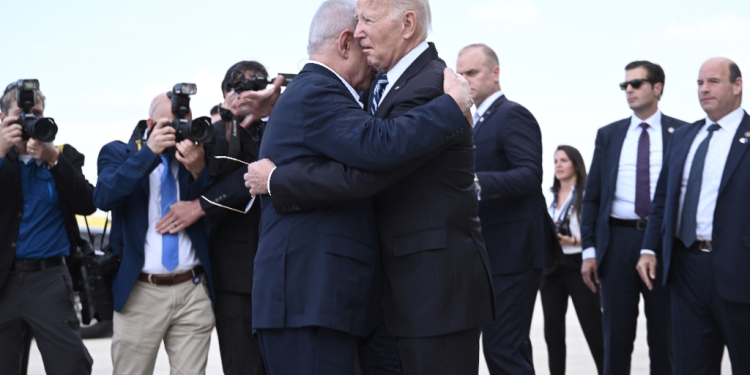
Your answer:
[555,218,572,237]
[226,72,296,94]
[14,79,58,142]
[164,83,212,145]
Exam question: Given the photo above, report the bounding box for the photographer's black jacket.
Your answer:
[0,145,96,288]
[201,120,262,294]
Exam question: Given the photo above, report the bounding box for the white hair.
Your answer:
[386,0,432,40]
[308,0,358,55]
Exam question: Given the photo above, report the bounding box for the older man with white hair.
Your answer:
[246,0,476,374]
[245,0,495,374]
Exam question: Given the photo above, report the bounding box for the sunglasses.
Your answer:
[619,79,653,90]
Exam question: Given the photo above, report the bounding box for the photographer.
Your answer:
[0,81,95,374]
[94,91,214,374]
[153,60,273,375]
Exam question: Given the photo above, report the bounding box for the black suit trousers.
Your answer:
[214,290,266,375]
[396,327,481,375]
[0,265,92,375]
[670,244,750,375]
[600,226,671,375]
[482,268,543,375]
[257,327,358,375]
[540,253,604,375]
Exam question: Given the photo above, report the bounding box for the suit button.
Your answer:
[10,243,16,249]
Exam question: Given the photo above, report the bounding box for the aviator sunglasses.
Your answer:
[619,79,653,90]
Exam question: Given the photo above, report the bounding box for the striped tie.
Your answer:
[679,123,721,248]
[371,74,388,115]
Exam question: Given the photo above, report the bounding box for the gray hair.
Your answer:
[387,0,432,41]
[308,0,358,55]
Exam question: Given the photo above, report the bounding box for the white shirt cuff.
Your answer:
[582,247,596,260]
[640,249,656,256]
[267,166,277,196]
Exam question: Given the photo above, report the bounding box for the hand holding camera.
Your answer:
[26,138,60,165]
[146,119,176,155]
[0,115,23,157]
[175,139,205,179]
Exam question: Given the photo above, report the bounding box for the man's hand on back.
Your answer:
[244,158,276,195]
[443,68,474,126]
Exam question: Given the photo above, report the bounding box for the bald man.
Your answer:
[638,58,749,374]
[94,93,216,375]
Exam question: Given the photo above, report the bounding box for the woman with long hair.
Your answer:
[540,145,604,375]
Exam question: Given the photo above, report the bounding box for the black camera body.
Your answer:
[164,83,212,146]
[14,79,58,142]
[227,72,295,94]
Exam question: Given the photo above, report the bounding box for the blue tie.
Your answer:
[371,74,388,115]
[679,123,721,248]
[160,155,179,272]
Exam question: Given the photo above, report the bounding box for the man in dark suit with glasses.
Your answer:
[580,61,688,375]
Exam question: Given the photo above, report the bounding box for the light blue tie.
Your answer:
[679,123,721,248]
[160,155,179,271]
[371,74,388,115]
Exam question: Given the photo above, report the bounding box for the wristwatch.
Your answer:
[47,158,58,170]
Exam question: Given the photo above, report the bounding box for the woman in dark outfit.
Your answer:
[540,145,604,375]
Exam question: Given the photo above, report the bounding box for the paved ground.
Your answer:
[28,294,731,374]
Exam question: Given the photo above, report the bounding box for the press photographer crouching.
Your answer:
[93,85,214,374]
[153,61,286,375]
[0,80,95,374]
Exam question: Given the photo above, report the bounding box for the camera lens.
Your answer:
[33,118,58,142]
[187,117,212,143]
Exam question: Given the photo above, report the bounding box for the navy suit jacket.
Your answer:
[253,62,469,337]
[581,114,688,268]
[94,123,215,312]
[642,111,750,303]
[264,44,495,338]
[474,95,563,275]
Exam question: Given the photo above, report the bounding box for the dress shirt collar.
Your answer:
[629,109,662,131]
[382,40,429,84]
[307,60,362,108]
[476,90,505,119]
[17,154,43,167]
[704,106,744,134]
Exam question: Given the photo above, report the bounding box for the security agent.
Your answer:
[153,61,275,375]
[94,90,215,374]
[0,81,95,374]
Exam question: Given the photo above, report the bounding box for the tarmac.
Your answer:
[28,294,731,374]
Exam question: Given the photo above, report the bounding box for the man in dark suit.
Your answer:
[0,82,95,374]
[456,43,562,375]
[154,61,273,375]
[580,61,688,375]
[94,93,215,374]
[248,1,478,374]
[637,57,749,375]
[245,1,495,374]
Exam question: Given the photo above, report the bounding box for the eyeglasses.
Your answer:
[619,79,653,90]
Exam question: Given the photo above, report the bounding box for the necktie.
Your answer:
[635,123,651,218]
[371,74,388,115]
[160,155,179,272]
[679,124,721,248]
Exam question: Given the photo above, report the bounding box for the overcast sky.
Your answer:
[2,0,748,200]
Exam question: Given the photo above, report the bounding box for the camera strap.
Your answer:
[227,119,241,159]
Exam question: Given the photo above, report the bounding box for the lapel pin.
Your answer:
[394,86,400,90]
[740,138,748,144]
[668,127,674,133]
[745,131,750,137]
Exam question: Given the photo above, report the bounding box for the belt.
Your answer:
[687,240,713,253]
[609,217,648,230]
[137,265,204,286]
[11,256,66,272]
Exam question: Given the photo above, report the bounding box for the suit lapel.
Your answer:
[474,95,506,136]
[673,121,705,183]
[7,148,23,201]
[719,112,750,195]
[607,119,630,190]
[374,43,440,118]
[661,116,673,154]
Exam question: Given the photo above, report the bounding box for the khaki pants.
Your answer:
[112,276,214,375]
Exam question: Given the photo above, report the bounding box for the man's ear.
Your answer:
[493,66,500,84]
[146,118,156,129]
[401,11,417,40]
[733,77,743,96]
[653,82,664,100]
[338,30,353,59]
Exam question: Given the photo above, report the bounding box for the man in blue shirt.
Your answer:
[0,82,96,374]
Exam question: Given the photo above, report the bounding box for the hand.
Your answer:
[231,75,284,123]
[244,158,276,195]
[155,200,205,234]
[26,138,60,164]
[581,257,600,293]
[636,254,658,291]
[558,233,577,246]
[0,115,22,157]
[442,67,474,126]
[175,140,205,179]
[146,118,176,155]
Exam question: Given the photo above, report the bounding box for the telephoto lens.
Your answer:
[172,116,212,143]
